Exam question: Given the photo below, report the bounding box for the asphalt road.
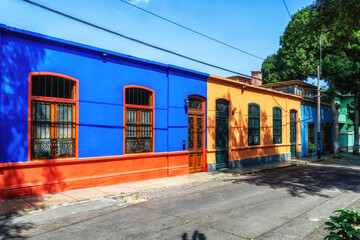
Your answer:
[2,154,360,240]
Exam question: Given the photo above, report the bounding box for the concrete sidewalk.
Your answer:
[292,153,335,164]
[0,153,338,216]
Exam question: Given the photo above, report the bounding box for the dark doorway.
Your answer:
[290,110,297,158]
[323,123,333,154]
[215,99,229,169]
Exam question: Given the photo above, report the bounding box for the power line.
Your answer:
[281,0,291,19]
[119,0,264,61]
[23,0,259,79]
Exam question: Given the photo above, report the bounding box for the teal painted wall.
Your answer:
[336,95,360,150]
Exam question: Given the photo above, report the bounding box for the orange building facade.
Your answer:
[206,75,302,171]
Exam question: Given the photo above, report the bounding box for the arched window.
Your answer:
[29,73,78,159]
[273,107,282,144]
[125,87,154,153]
[188,97,203,110]
[248,103,260,146]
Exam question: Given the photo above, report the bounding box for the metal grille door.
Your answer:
[290,110,297,158]
[215,99,229,169]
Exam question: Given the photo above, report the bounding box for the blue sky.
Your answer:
[0,0,314,78]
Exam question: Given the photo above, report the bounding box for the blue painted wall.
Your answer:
[0,25,208,163]
[168,67,207,152]
[300,103,334,157]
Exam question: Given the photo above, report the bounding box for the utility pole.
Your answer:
[317,66,321,159]
[317,34,322,160]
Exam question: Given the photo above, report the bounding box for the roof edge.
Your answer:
[209,75,303,100]
[0,24,209,78]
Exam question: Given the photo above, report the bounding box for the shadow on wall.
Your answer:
[0,39,48,236]
[1,40,45,163]
[1,40,65,194]
[231,103,281,164]
[209,90,280,167]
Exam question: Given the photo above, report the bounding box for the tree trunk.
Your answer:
[326,79,340,158]
[330,99,340,158]
[353,93,359,154]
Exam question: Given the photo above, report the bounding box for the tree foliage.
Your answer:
[321,32,360,94]
[312,0,360,43]
[262,7,318,83]
[261,0,360,155]
[262,2,360,87]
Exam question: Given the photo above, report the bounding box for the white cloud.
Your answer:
[129,0,150,5]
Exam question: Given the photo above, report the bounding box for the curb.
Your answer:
[0,160,314,216]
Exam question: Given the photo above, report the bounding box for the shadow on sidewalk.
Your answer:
[223,163,360,198]
[0,214,34,239]
[0,195,45,237]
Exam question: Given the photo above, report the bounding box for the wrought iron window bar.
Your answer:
[31,100,76,159]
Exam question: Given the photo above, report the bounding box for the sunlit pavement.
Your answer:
[1,152,360,239]
[0,160,297,215]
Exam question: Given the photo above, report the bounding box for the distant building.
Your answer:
[228,71,262,86]
[335,95,360,151]
[261,80,334,158]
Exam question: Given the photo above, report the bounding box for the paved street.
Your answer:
[2,153,360,240]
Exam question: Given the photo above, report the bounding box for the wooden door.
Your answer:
[290,110,297,158]
[215,99,229,169]
[188,97,204,173]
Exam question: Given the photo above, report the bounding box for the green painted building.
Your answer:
[336,95,360,151]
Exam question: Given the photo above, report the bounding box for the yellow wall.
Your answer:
[207,75,302,166]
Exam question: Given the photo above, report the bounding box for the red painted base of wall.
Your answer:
[0,151,189,200]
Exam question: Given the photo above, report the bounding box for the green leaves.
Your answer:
[261,0,360,92]
[312,0,360,43]
[261,7,319,83]
[308,143,316,153]
[324,209,360,240]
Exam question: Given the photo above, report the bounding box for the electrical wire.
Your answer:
[281,0,291,19]
[22,0,261,80]
[119,0,265,60]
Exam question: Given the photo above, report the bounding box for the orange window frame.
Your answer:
[187,95,206,152]
[123,85,155,154]
[28,72,79,160]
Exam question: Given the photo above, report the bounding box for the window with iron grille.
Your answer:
[188,97,202,110]
[273,107,282,144]
[125,87,153,153]
[248,103,260,146]
[30,74,77,159]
